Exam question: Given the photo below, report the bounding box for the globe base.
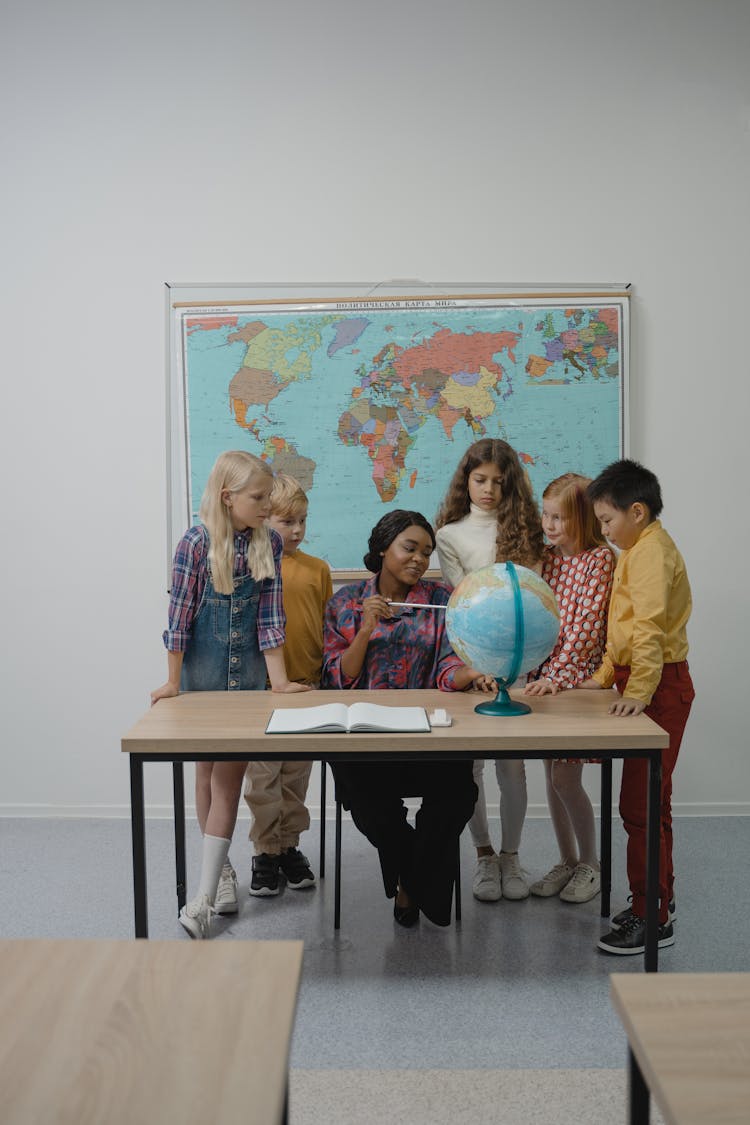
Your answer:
[474,685,532,717]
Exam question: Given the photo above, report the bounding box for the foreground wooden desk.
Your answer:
[122,688,668,965]
[611,973,750,1125]
[0,938,303,1125]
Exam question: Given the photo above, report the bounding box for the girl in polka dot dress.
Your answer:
[524,473,615,904]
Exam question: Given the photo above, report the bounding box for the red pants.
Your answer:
[614,661,695,923]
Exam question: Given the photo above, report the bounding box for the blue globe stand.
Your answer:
[474,681,532,717]
[474,562,533,717]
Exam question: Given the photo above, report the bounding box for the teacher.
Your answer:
[322,510,495,927]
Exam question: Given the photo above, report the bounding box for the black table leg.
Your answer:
[334,796,342,931]
[130,755,148,938]
[644,752,662,972]
[454,838,462,922]
[628,1046,650,1124]
[319,760,326,879]
[600,759,612,918]
[173,762,187,913]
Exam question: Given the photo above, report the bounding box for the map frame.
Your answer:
[166,282,630,577]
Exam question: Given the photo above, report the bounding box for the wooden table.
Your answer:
[0,938,303,1125]
[611,973,750,1124]
[122,688,668,965]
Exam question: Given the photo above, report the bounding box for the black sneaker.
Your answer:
[278,847,316,890]
[597,914,675,955]
[249,852,280,896]
[611,897,676,930]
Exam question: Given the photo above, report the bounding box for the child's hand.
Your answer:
[577,678,604,691]
[273,680,313,694]
[523,677,558,696]
[609,697,646,716]
[150,682,179,706]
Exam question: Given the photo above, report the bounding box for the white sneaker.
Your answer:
[179,894,212,940]
[530,862,575,898]
[214,863,239,915]
[560,863,601,903]
[472,856,502,902]
[498,852,530,900]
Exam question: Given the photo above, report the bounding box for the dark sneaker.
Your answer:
[611,897,676,930]
[249,852,280,896]
[278,847,316,890]
[597,914,675,955]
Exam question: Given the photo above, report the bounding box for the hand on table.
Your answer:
[608,697,646,716]
[523,677,559,697]
[150,682,179,706]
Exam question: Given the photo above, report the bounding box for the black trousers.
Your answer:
[332,761,478,926]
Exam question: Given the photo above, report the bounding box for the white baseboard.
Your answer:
[1,802,749,818]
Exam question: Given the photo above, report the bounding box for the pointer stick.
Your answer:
[386,601,447,609]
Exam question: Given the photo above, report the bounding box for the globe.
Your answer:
[446,562,560,716]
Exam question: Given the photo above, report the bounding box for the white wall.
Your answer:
[3,0,748,817]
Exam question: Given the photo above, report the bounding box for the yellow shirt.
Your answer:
[280,550,333,685]
[593,520,692,705]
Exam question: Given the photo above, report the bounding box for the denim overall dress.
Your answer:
[181,563,267,693]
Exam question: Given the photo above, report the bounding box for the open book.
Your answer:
[265,702,431,735]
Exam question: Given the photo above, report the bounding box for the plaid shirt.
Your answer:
[163,524,286,653]
[322,576,463,691]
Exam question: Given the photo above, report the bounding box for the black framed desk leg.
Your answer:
[600,759,612,918]
[644,752,662,972]
[130,755,148,938]
[282,1077,289,1125]
[628,1046,650,1124]
[334,795,342,930]
[319,761,326,879]
[173,762,187,914]
[454,842,462,922]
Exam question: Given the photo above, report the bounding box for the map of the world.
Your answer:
[174,295,626,571]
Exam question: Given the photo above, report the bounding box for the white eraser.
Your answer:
[429,709,452,727]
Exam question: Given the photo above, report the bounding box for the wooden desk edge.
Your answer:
[121,690,669,755]
[610,973,750,1125]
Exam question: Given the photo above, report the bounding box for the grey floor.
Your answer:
[2,810,748,1123]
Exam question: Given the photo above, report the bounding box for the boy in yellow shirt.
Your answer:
[242,474,333,898]
[580,459,695,955]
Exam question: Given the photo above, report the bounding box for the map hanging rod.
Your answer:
[172,286,631,308]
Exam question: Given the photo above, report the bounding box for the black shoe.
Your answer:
[278,847,316,890]
[611,897,676,930]
[249,852,281,896]
[393,900,420,927]
[598,914,675,955]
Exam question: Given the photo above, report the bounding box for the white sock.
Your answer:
[196,835,231,904]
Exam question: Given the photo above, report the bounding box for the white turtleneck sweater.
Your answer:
[435,503,498,588]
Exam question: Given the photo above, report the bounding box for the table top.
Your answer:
[122,687,668,758]
[610,972,750,1125]
[0,938,303,1125]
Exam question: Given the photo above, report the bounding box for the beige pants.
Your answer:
[244,760,313,855]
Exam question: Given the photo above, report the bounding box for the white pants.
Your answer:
[468,758,527,852]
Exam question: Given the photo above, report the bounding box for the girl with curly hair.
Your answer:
[435,438,544,906]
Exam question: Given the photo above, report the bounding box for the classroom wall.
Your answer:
[3,0,749,818]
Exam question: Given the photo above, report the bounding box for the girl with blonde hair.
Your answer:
[152,450,309,938]
[435,438,544,905]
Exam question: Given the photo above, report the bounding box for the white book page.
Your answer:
[265,703,349,734]
[347,702,430,732]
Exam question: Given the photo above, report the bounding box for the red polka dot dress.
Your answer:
[532,544,615,686]
[529,544,615,759]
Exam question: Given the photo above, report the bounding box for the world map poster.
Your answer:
[171,293,627,572]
